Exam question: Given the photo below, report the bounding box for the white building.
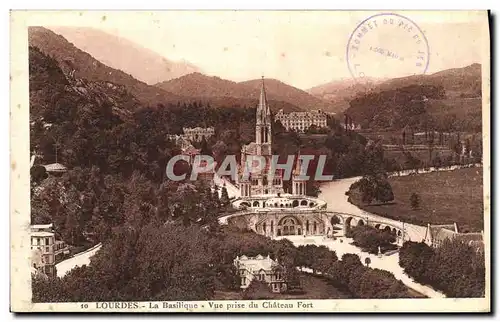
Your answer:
[274,109,328,132]
[234,254,287,293]
[182,127,215,142]
[30,224,69,277]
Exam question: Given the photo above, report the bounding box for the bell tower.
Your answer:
[292,156,307,196]
[256,76,272,156]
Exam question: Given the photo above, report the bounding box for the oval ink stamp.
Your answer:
[346,12,430,81]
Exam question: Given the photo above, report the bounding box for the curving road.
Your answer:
[55,243,102,278]
[319,163,482,242]
[319,176,427,242]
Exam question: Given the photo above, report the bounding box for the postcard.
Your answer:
[10,10,490,312]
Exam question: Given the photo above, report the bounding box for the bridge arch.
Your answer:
[277,216,303,236]
[240,201,250,208]
[330,214,343,226]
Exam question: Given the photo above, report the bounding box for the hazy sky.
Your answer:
[30,11,487,89]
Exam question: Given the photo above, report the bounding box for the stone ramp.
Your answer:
[213,173,240,198]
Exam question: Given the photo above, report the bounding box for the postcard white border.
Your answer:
[9,10,491,313]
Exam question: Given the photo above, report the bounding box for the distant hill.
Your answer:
[376,63,482,98]
[49,26,201,85]
[343,64,482,133]
[28,26,183,107]
[307,77,385,113]
[156,72,248,98]
[156,73,331,112]
[240,78,334,112]
[29,27,303,112]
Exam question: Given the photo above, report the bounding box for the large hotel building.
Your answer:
[274,109,328,132]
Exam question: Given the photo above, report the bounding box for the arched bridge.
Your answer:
[220,209,407,244]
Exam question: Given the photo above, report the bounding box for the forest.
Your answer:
[399,240,485,298]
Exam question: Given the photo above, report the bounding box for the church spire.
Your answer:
[259,76,270,118]
[255,75,272,148]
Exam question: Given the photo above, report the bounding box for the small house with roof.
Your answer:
[233,254,287,293]
[424,223,484,252]
[42,163,67,175]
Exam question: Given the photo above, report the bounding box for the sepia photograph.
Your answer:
[9,10,490,312]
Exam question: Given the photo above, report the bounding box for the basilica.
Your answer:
[236,77,309,198]
[228,78,331,238]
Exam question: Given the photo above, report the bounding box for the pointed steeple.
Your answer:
[255,75,272,150]
[259,76,270,118]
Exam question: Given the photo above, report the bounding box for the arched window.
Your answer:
[306,220,309,233]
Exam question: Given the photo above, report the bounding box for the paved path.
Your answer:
[55,243,102,278]
[278,235,445,298]
[213,173,241,199]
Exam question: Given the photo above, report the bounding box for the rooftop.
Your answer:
[234,254,281,273]
[43,163,67,172]
[30,231,54,237]
[31,224,53,230]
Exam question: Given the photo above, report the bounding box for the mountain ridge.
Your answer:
[48,26,202,85]
[343,64,482,132]
[28,26,184,107]
[156,72,334,112]
[306,64,481,114]
[29,27,303,112]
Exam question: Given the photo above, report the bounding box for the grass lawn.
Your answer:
[213,273,350,300]
[350,167,484,232]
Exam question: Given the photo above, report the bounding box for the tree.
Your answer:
[349,174,394,204]
[375,178,394,203]
[331,216,341,225]
[200,137,212,156]
[242,280,273,300]
[364,257,371,267]
[212,185,220,206]
[404,151,422,170]
[410,193,421,210]
[432,154,442,169]
[220,186,230,206]
[399,240,485,298]
[350,225,396,254]
[31,165,48,188]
